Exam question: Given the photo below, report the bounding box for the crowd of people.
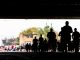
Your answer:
[0,21,79,53]
[24,21,80,53]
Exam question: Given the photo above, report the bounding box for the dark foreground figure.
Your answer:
[47,28,57,52]
[72,28,80,52]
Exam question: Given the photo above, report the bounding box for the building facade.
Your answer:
[19,33,38,46]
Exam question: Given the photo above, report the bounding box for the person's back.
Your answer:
[39,35,44,44]
[32,37,38,52]
[59,27,65,43]
[25,43,29,52]
[72,32,80,40]
[47,28,57,52]
[63,26,72,36]
[38,34,44,52]
[47,28,56,42]
[60,21,73,52]
[62,21,73,43]
[58,28,65,52]
[44,39,48,52]
[33,37,38,45]
[62,21,72,37]
[47,32,56,40]
[72,28,80,42]
[72,28,80,52]
[28,43,31,52]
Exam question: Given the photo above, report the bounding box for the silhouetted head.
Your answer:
[74,28,77,32]
[40,34,42,37]
[65,21,69,26]
[34,36,36,39]
[50,28,53,32]
[27,43,28,45]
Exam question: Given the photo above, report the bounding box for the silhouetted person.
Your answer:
[20,45,23,51]
[38,34,44,52]
[58,27,65,52]
[28,43,31,52]
[25,43,29,52]
[47,28,57,52]
[32,36,38,52]
[43,38,48,52]
[62,21,73,52]
[59,27,64,42]
[72,28,80,52]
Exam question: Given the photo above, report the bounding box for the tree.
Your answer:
[38,28,44,35]
[21,27,39,36]
[20,24,57,40]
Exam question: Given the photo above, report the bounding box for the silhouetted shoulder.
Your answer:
[62,25,73,33]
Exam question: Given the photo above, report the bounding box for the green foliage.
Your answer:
[20,25,53,39]
[38,28,44,35]
[21,27,39,35]
[43,25,50,39]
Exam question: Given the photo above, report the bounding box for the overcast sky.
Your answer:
[0,19,80,45]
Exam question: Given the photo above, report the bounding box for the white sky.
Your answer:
[0,19,80,45]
